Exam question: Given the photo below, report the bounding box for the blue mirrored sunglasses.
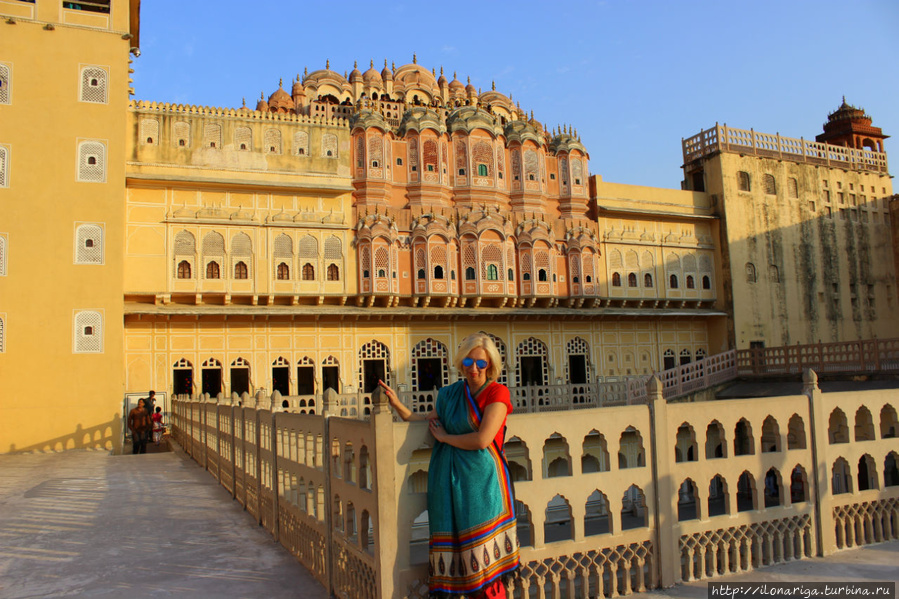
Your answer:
[462,357,489,369]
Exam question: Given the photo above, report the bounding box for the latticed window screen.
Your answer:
[559,157,568,186]
[74,310,102,353]
[322,134,337,158]
[524,150,538,181]
[374,247,389,276]
[174,230,195,255]
[423,140,438,171]
[80,66,107,104]
[360,245,371,274]
[358,340,391,388]
[174,122,190,147]
[264,129,281,154]
[368,136,383,165]
[0,146,7,188]
[0,236,6,276]
[273,234,293,258]
[408,138,418,168]
[520,252,532,278]
[231,233,251,256]
[203,124,222,148]
[455,140,467,171]
[625,250,639,270]
[202,232,225,256]
[78,141,106,182]
[788,177,799,198]
[764,174,776,195]
[572,158,583,183]
[511,150,521,180]
[582,251,595,282]
[411,338,449,390]
[462,243,476,267]
[235,127,252,150]
[415,247,426,274]
[569,254,580,281]
[324,236,342,259]
[140,119,158,144]
[430,245,446,276]
[496,142,505,176]
[75,224,102,264]
[354,136,364,167]
[666,252,681,272]
[0,315,4,352]
[609,249,623,269]
[294,131,309,156]
[299,235,319,258]
[515,337,547,388]
[0,64,9,104]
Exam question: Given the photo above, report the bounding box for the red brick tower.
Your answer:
[816,97,888,152]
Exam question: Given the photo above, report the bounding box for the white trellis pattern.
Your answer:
[140,119,158,144]
[515,337,549,388]
[410,338,449,391]
[264,129,282,154]
[75,224,103,264]
[235,127,252,150]
[80,66,107,104]
[0,235,6,276]
[294,131,309,156]
[0,314,5,352]
[77,140,106,182]
[203,124,222,148]
[0,145,7,188]
[173,121,190,147]
[73,310,102,353]
[566,337,593,382]
[0,64,9,105]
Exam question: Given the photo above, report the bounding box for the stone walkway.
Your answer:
[0,446,895,598]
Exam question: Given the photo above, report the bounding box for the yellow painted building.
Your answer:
[1,0,894,454]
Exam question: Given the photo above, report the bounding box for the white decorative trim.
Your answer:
[0,312,6,353]
[73,309,104,354]
[74,222,105,265]
[0,62,11,105]
[76,138,107,183]
[78,64,109,104]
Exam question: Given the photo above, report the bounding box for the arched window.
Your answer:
[669,274,679,289]
[477,163,488,177]
[686,275,695,289]
[177,260,191,279]
[702,275,711,289]
[627,273,637,287]
[612,272,621,287]
[206,261,220,279]
[465,266,476,280]
[746,262,757,283]
[327,264,340,281]
[417,268,426,279]
[644,273,653,288]
[433,265,444,280]
[764,174,776,195]
[537,269,547,282]
[487,264,499,280]
[302,263,315,281]
[234,261,248,279]
[277,262,290,280]
[737,171,751,191]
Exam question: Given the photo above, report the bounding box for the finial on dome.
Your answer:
[492,80,496,91]
[260,92,264,99]
[453,71,457,79]
[354,60,357,68]
[296,74,300,82]
[392,61,396,70]
[413,53,417,64]
[370,59,374,68]
[432,67,436,75]
[304,67,308,77]
[467,76,471,84]
[326,59,330,69]
[440,66,444,75]
[384,58,388,67]
[530,110,534,119]
[242,97,246,107]
[842,94,846,104]
[279,78,283,88]
[343,71,347,78]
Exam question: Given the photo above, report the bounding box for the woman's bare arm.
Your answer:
[378,380,436,422]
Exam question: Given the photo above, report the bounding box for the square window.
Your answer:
[396,158,403,166]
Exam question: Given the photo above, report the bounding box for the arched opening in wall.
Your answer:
[581,430,610,473]
[514,500,533,547]
[620,485,647,530]
[566,337,592,387]
[360,510,374,554]
[686,275,695,289]
[271,357,290,396]
[359,445,371,490]
[787,414,806,449]
[761,416,781,452]
[172,358,193,396]
[675,423,698,463]
[343,442,356,483]
[855,406,875,441]
[504,436,532,481]
[884,452,899,487]
[764,468,782,508]
[790,465,808,504]
[409,510,429,565]
[680,349,691,365]
[544,495,573,542]
[201,358,223,397]
[408,469,428,494]
[677,479,699,521]
[734,418,754,456]
[433,265,444,280]
[858,454,878,491]
[333,495,343,532]
[702,275,711,289]
[645,273,653,288]
[612,272,621,287]
[296,478,306,513]
[277,262,290,280]
[708,475,728,516]
[706,420,727,458]
[736,471,756,512]
[542,433,572,478]
[516,337,548,388]
[663,349,676,370]
[359,340,390,394]
[465,266,476,280]
[628,273,637,287]
[411,337,448,393]
[829,408,849,443]
[234,261,248,279]
[832,458,852,494]
[345,502,357,540]
[881,404,898,438]
[618,427,645,468]
[296,357,315,396]
[737,171,751,191]
[745,262,757,283]
[669,274,679,289]
[230,357,250,396]
[321,356,340,394]
[177,260,192,279]
[302,263,315,281]
[327,264,339,281]
[584,490,611,536]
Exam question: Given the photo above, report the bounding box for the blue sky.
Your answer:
[132,0,898,189]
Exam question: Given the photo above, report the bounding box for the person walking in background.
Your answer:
[380,333,519,599]
[151,406,164,445]
[128,398,150,455]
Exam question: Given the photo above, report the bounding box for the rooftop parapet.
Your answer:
[683,124,889,175]
[129,99,350,127]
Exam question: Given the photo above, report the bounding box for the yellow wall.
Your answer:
[0,2,135,452]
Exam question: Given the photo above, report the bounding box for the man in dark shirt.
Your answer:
[128,398,150,454]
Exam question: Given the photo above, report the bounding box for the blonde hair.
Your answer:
[454,333,503,381]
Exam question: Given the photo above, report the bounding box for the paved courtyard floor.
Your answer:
[0,445,895,598]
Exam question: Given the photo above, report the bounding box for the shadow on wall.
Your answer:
[6,414,123,454]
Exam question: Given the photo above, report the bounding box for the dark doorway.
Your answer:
[297,366,315,395]
[202,368,222,397]
[663,353,676,370]
[231,368,249,396]
[568,355,587,384]
[322,366,340,393]
[173,369,192,395]
[363,359,386,393]
[519,356,544,386]
[272,367,290,396]
[416,358,441,391]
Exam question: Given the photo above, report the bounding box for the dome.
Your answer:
[465,77,477,95]
[448,73,464,92]
[268,81,292,109]
[394,62,439,92]
[291,76,304,97]
[437,67,447,86]
[303,60,348,87]
[381,60,393,82]
[363,60,382,85]
[349,61,363,83]
[255,92,269,112]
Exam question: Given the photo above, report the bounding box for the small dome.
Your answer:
[465,77,477,95]
[437,66,447,86]
[291,76,304,96]
[381,60,394,81]
[363,60,382,85]
[349,61,363,83]
[449,73,464,92]
[269,86,292,106]
[255,92,269,112]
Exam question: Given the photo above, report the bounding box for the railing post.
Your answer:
[646,376,676,587]
[370,385,400,599]
[803,369,831,557]
[270,390,280,543]
[322,388,338,598]
[230,392,239,499]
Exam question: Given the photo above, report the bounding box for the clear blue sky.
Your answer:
[132,0,899,190]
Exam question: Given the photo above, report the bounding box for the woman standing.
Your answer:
[380,333,520,598]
